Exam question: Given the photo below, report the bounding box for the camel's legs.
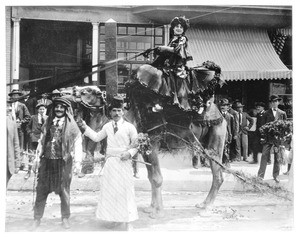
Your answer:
[142,150,164,218]
[196,120,227,209]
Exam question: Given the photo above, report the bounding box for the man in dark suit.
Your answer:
[234,101,254,161]
[258,95,287,183]
[25,103,48,179]
[227,99,239,161]
[24,87,38,116]
[219,98,234,166]
[248,102,266,164]
[9,89,31,153]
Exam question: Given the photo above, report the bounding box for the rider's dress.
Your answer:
[151,35,193,111]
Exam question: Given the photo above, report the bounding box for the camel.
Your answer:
[64,86,110,175]
[74,62,227,218]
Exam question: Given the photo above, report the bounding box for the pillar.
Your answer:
[105,18,118,104]
[92,22,99,85]
[12,18,21,90]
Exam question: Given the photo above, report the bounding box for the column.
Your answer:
[105,18,118,104]
[12,18,21,90]
[92,22,99,85]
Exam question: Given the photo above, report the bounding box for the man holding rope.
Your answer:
[76,95,139,231]
[30,97,82,230]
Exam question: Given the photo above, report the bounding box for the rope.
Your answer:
[164,130,292,201]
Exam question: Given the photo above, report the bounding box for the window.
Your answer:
[99,23,165,92]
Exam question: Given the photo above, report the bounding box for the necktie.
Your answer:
[56,119,60,127]
[114,122,118,134]
[41,117,45,125]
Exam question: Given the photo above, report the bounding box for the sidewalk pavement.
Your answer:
[7,151,291,192]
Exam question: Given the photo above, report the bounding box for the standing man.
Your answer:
[25,103,48,180]
[77,96,139,231]
[249,102,266,164]
[30,97,82,230]
[234,101,254,162]
[24,87,38,115]
[227,98,239,162]
[258,95,287,183]
[219,98,234,166]
[7,100,21,187]
[9,89,31,169]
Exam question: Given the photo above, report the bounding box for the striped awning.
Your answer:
[186,27,292,81]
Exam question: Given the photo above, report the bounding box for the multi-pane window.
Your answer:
[99,23,165,93]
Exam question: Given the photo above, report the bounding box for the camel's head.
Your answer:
[74,86,106,108]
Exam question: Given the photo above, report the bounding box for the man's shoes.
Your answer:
[274,177,280,183]
[248,161,258,164]
[125,223,134,231]
[133,173,140,178]
[283,171,290,175]
[24,171,31,180]
[267,161,271,165]
[29,219,40,231]
[62,218,70,229]
[104,222,122,229]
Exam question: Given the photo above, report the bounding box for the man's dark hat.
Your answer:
[269,95,282,102]
[8,89,23,97]
[53,97,71,108]
[219,98,230,106]
[36,102,46,109]
[234,101,244,108]
[255,102,266,108]
[108,95,124,110]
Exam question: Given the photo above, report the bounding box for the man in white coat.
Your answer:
[77,95,138,231]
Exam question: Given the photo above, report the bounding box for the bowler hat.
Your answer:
[108,95,124,110]
[219,98,229,106]
[8,89,23,97]
[53,97,71,108]
[234,101,244,108]
[255,102,266,108]
[269,95,282,102]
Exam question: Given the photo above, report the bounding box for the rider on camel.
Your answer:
[152,16,193,111]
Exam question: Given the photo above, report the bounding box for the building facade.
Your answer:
[6,5,292,117]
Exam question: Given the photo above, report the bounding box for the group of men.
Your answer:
[7,88,64,176]
[7,87,139,231]
[218,94,287,183]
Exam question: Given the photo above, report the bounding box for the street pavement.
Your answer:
[5,151,294,232]
[7,151,292,193]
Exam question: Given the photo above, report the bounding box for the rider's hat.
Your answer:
[170,16,190,32]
